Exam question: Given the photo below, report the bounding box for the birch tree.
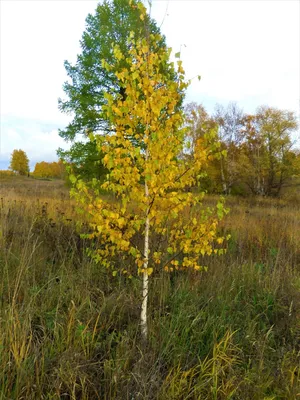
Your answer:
[70,4,227,341]
[214,103,244,194]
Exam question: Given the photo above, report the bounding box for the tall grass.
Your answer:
[0,177,299,399]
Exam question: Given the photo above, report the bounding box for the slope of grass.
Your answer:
[0,177,299,399]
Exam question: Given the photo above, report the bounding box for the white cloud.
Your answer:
[0,0,98,122]
[0,117,69,170]
[151,0,300,114]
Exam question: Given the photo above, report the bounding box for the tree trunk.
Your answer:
[220,156,228,194]
[141,151,150,342]
[141,215,149,341]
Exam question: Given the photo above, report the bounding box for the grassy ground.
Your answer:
[0,177,299,399]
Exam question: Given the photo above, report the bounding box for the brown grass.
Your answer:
[0,177,299,399]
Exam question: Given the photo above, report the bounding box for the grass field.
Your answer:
[0,177,299,399]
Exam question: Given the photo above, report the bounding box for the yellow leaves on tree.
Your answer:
[33,160,66,179]
[72,30,227,274]
[70,1,228,339]
[9,149,30,176]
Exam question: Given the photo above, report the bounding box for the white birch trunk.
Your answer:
[141,151,150,341]
[220,156,228,194]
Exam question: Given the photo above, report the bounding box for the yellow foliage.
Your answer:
[71,22,227,277]
[9,149,30,176]
[33,160,65,179]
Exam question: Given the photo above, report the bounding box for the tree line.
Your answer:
[7,102,299,192]
[8,150,66,179]
[184,102,299,196]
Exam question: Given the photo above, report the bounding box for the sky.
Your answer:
[0,0,299,170]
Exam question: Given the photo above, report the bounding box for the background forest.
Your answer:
[5,100,300,199]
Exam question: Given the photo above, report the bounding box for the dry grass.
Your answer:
[0,177,299,399]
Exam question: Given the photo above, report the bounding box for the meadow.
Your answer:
[0,176,299,399]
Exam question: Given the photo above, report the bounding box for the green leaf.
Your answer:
[175,51,180,59]
[167,247,173,254]
[69,174,77,184]
[151,132,158,141]
[130,247,138,257]
[217,203,224,219]
[185,230,192,238]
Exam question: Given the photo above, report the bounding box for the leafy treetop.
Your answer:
[58,0,176,180]
[71,25,227,277]
[9,149,30,176]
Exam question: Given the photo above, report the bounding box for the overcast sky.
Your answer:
[0,0,299,170]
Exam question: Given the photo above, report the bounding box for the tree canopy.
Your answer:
[9,149,30,176]
[33,160,66,179]
[183,103,299,196]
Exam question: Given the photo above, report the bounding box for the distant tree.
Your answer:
[58,0,175,180]
[9,149,30,176]
[33,160,66,179]
[183,103,222,192]
[184,103,218,158]
[33,162,51,178]
[238,114,265,195]
[239,107,298,196]
[0,170,15,178]
[256,106,298,196]
[213,103,245,194]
